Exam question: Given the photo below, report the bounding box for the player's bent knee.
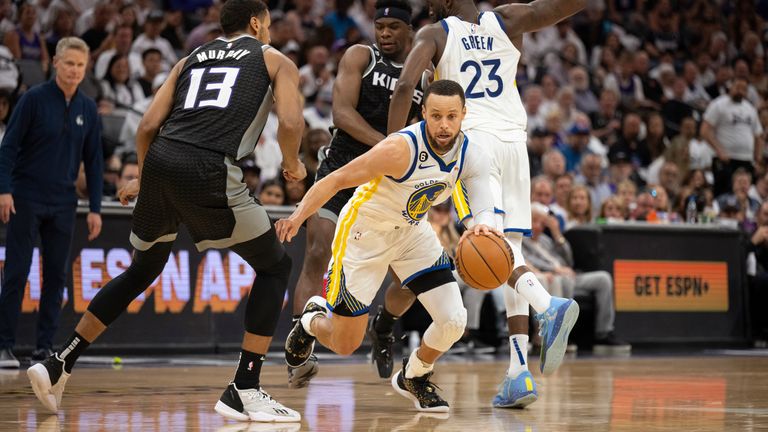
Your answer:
[332,338,362,356]
[243,253,291,335]
[87,243,173,326]
[328,319,365,356]
[444,307,467,343]
[423,307,467,352]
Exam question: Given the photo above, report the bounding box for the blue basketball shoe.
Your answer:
[492,370,538,408]
[537,297,579,375]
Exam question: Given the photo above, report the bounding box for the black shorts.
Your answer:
[314,145,364,221]
[130,137,272,251]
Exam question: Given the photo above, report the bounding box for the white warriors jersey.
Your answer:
[339,121,468,230]
[435,13,527,139]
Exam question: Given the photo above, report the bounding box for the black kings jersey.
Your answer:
[158,35,272,160]
[331,45,424,156]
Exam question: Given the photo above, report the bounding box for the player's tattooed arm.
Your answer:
[333,45,386,147]
[494,0,586,38]
[275,135,411,242]
[388,24,443,134]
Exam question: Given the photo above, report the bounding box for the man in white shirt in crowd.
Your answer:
[702,76,764,196]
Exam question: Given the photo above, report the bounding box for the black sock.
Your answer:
[58,332,90,373]
[234,350,265,389]
[374,307,398,335]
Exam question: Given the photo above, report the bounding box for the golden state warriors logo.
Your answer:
[402,182,447,224]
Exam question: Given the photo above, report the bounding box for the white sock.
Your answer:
[507,334,529,378]
[300,311,325,337]
[405,349,434,378]
[514,271,552,313]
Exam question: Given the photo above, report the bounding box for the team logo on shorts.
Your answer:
[403,182,447,224]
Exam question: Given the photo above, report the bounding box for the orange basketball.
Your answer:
[456,233,514,290]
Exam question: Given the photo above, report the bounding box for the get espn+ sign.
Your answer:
[613,260,729,312]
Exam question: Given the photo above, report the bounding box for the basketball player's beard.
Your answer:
[427,130,460,154]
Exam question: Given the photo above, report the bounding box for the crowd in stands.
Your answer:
[0,0,764,225]
[1,0,768,342]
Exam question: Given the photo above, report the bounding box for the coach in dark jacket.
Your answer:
[0,37,103,368]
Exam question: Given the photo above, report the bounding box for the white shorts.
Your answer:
[453,129,531,236]
[324,214,451,316]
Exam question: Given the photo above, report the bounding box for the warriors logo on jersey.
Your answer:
[403,182,448,224]
[338,121,467,231]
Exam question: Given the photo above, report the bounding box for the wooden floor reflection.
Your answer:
[2,355,768,431]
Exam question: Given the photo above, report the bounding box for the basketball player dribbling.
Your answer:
[277,80,499,412]
[286,0,425,388]
[27,0,307,422]
[377,0,587,408]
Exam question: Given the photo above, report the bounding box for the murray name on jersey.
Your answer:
[194,47,251,63]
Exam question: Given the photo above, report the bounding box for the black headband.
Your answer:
[375,6,411,24]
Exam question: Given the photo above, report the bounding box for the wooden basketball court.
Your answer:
[1,354,767,431]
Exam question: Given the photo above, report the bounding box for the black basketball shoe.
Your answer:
[287,353,319,389]
[285,296,327,368]
[391,359,449,413]
[367,307,395,378]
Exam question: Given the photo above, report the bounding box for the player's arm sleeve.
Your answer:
[459,146,496,228]
[0,92,33,194]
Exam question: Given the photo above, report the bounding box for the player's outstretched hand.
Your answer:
[118,179,140,205]
[459,223,503,245]
[276,216,301,243]
[282,160,307,183]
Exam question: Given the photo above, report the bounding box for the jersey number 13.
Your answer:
[183,67,240,109]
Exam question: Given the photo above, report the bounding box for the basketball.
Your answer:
[456,233,514,290]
